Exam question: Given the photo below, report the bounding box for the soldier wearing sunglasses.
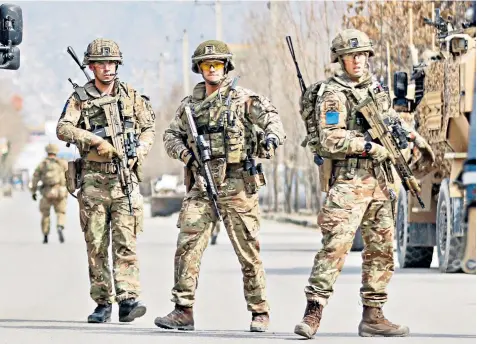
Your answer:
[154,40,286,332]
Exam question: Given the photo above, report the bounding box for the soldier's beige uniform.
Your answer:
[295,29,434,339]
[31,144,68,238]
[164,77,285,311]
[156,40,285,333]
[57,39,155,316]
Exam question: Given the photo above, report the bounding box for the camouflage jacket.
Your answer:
[163,77,286,164]
[57,79,156,163]
[31,156,68,193]
[309,70,418,160]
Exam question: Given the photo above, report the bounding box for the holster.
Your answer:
[65,159,82,194]
[319,159,333,193]
[242,163,267,194]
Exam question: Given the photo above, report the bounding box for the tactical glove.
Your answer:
[262,134,279,159]
[367,142,395,164]
[413,134,436,163]
[180,150,199,169]
[96,139,118,160]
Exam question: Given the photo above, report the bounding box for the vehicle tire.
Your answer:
[396,185,434,268]
[436,178,465,273]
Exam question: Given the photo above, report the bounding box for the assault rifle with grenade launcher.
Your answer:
[285,35,324,166]
[184,105,222,223]
[66,46,139,215]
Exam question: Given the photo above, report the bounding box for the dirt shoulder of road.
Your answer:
[261,211,318,229]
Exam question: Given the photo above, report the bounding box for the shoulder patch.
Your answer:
[325,111,339,125]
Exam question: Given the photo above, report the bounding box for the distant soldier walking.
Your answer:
[31,143,68,244]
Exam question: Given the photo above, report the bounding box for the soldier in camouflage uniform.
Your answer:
[31,143,68,244]
[154,40,285,332]
[57,39,156,324]
[294,29,435,339]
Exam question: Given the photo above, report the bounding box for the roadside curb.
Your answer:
[261,213,318,229]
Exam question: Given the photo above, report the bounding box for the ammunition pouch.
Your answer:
[66,159,82,194]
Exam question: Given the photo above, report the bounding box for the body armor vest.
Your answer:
[188,87,259,164]
[75,81,139,151]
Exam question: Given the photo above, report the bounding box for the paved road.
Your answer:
[0,191,475,343]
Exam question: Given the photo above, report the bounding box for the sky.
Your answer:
[0,0,269,127]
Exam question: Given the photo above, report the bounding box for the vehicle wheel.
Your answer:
[396,185,434,268]
[436,179,465,273]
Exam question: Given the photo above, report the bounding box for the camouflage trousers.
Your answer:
[306,167,395,308]
[172,176,269,314]
[39,186,67,235]
[78,169,144,305]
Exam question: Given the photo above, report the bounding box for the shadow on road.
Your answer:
[264,266,443,276]
[0,320,474,340]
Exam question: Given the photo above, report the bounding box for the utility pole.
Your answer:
[182,29,190,96]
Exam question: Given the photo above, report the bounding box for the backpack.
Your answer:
[299,80,335,193]
[41,158,64,186]
[299,81,326,152]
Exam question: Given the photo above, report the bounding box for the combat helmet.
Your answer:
[330,29,374,63]
[45,143,59,155]
[83,38,123,65]
[191,40,235,73]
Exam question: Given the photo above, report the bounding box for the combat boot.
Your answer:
[358,305,410,337]
[294,300,323,339]
[154,304,194,330]
[57,225,65,243]
[43,235,48,244]
[87,303,112,323]
[118,298,147,322]
[210,234,218,245]
[250,312,269,332]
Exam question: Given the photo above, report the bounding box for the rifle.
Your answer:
[101,98,135,215]
[67,46,91,81]
[354,95,425,208]
[285,35,324,166]
[184,105,222,222]
[285,36,306,94]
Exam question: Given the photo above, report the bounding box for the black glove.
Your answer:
[313,154,324,166]
[262,135,279,159]
[180,150,199,169]
[264,135,279,151]
[32,193,37,201]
